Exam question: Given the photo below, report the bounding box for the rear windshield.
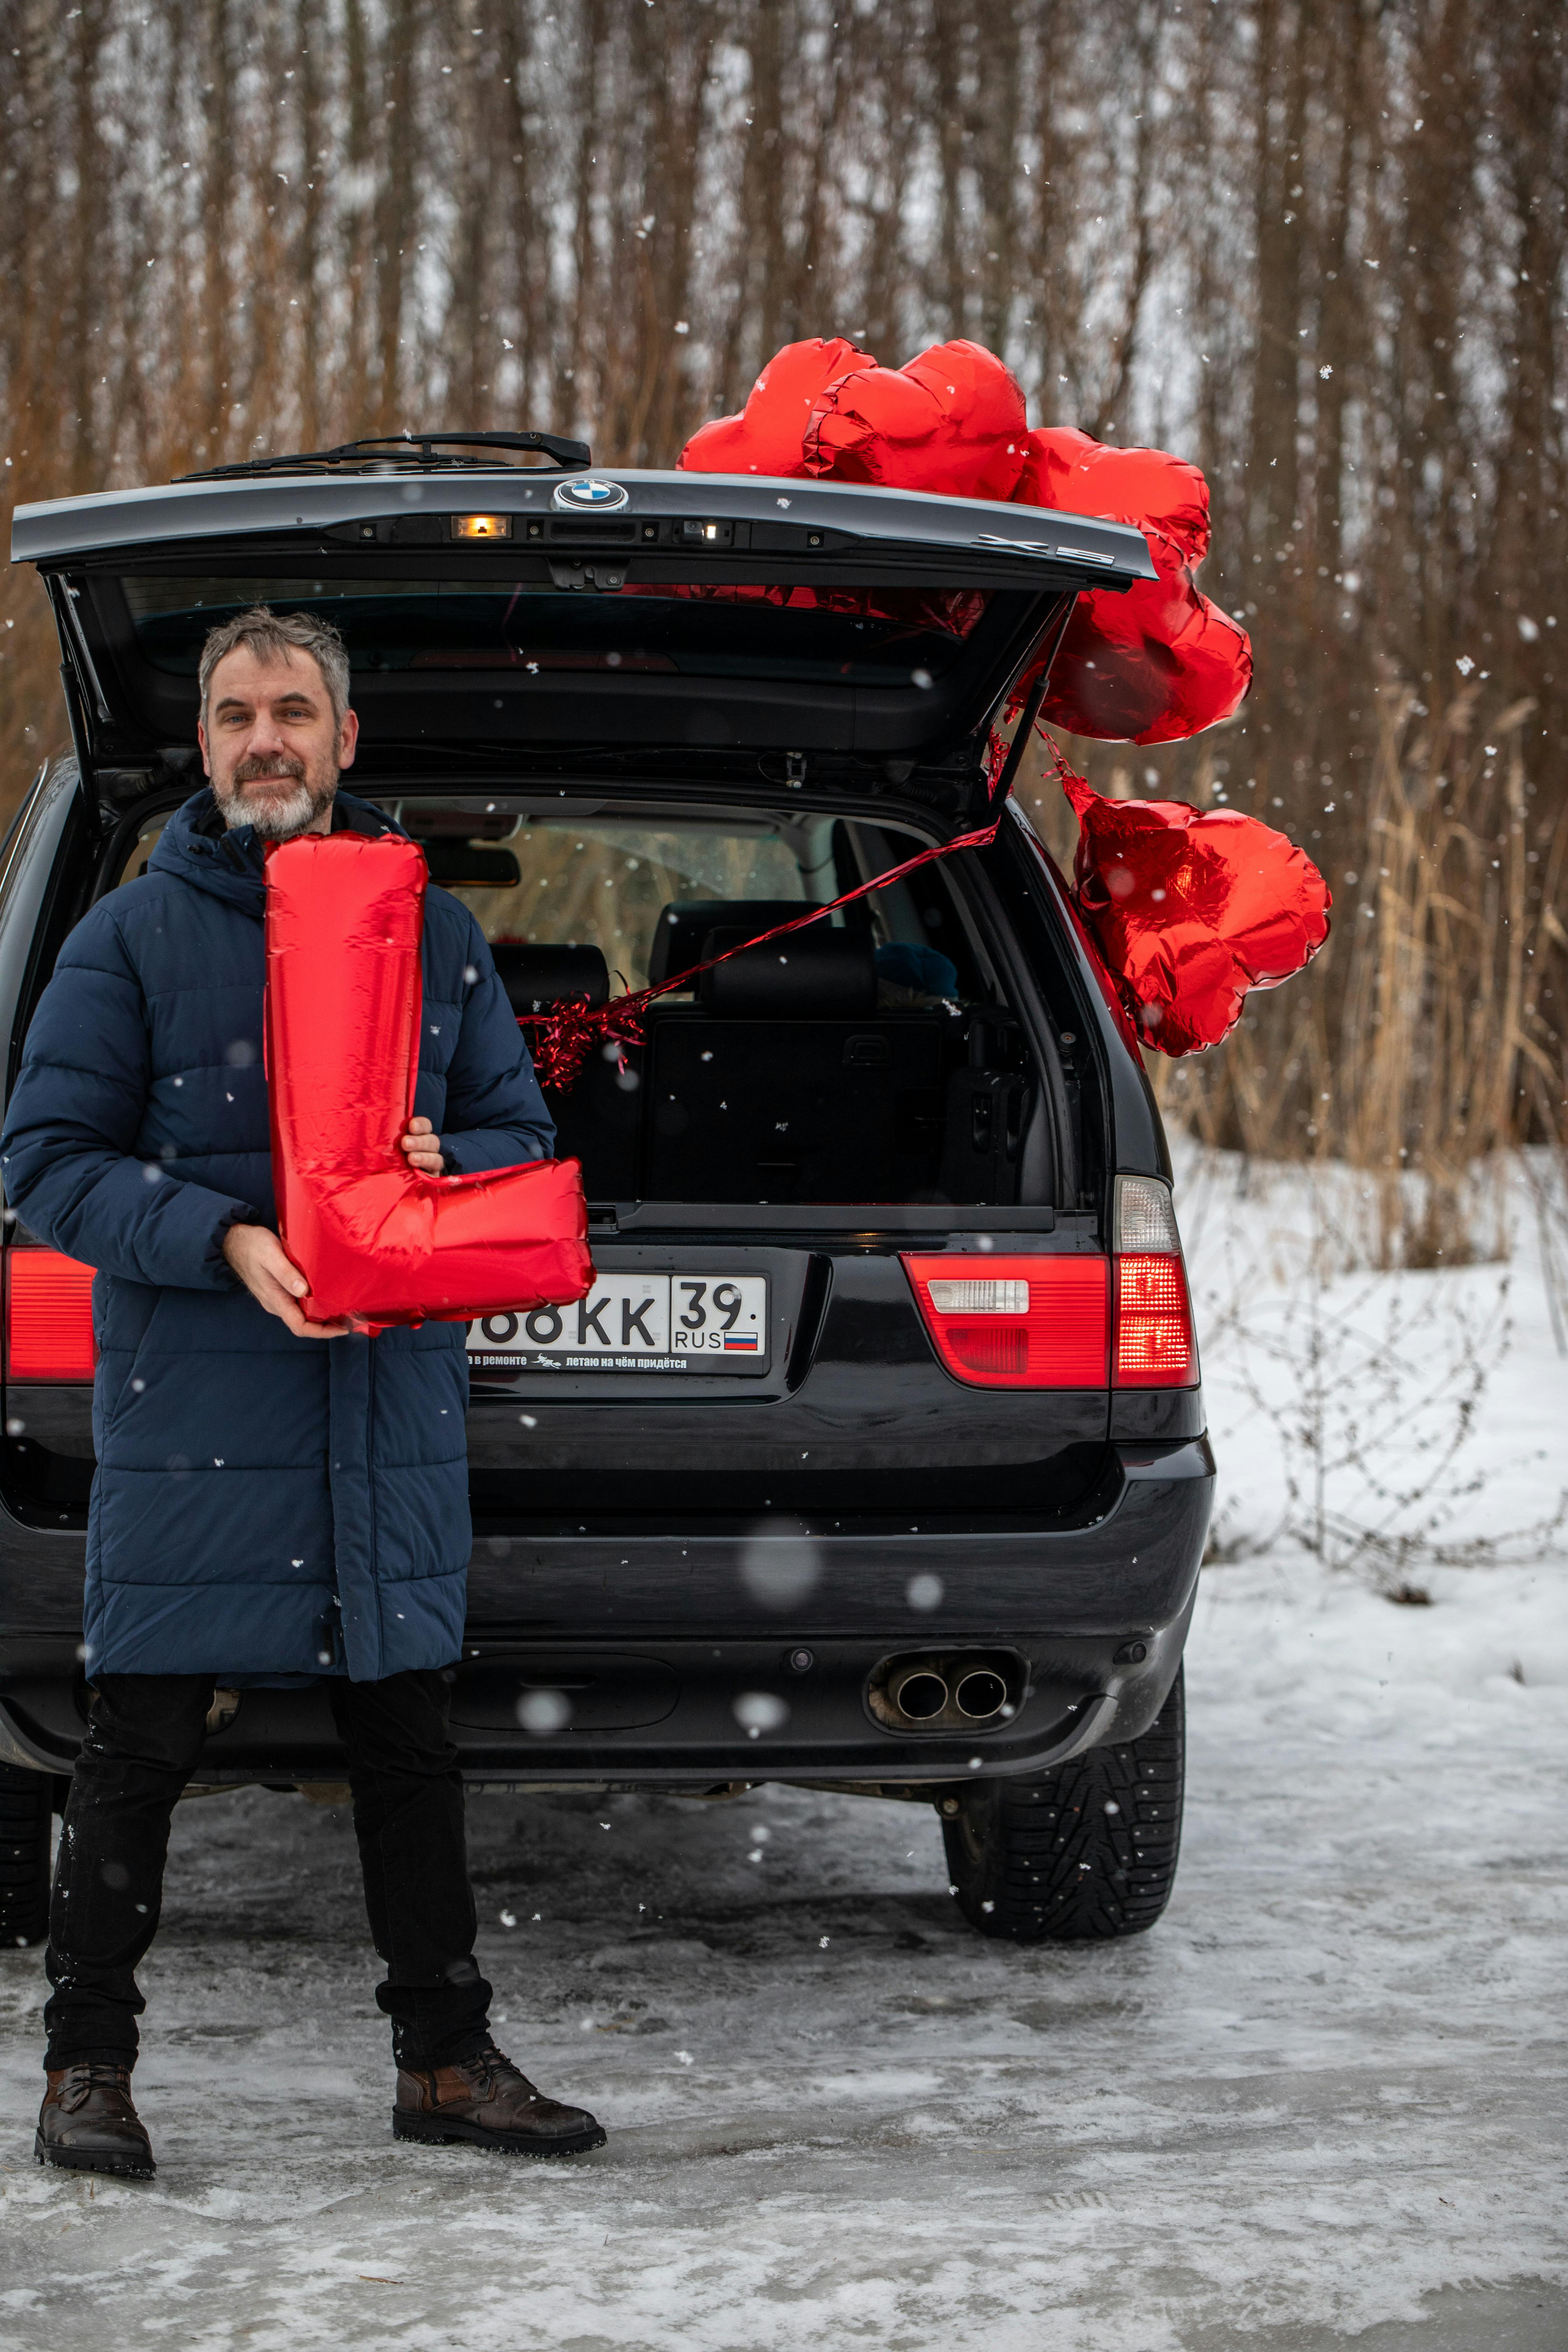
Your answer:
[416,808,814,996]
[114,801,978,998]
[119,576,989,689]
[386,802,989,1003]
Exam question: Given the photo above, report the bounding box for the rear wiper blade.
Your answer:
[175,430,592,483]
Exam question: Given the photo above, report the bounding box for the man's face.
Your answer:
[197,645,359,840]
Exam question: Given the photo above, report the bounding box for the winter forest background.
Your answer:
[1,0,1564,1256]
[1,15,1566,2322]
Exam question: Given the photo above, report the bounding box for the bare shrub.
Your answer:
[1185,1150,1568,1587]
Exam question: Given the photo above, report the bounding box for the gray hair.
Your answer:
[197,606,351,729]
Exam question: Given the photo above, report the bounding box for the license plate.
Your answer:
[465,1274,770,1374]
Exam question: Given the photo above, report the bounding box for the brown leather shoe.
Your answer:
[393,2042,605,2157]
[36,2063,155,2178]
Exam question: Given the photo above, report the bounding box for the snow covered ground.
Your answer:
[1,1155,1565,2351]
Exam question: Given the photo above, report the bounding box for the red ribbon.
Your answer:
[518,810,1006,1091]
[515,727,1330,1084]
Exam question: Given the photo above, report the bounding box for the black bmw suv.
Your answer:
[0,435,1211,1950]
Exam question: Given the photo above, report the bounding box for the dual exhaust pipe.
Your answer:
[866,1648,1024,1734]
[893,1665,1008,1723]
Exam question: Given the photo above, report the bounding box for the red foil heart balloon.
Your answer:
[802,338,1029,502]
[1012,427,1251,744]
[678,340,1251,746]
[677,336,1311,1058]
[1017,427,1213,562]
[678,336,875,476]
[1061,772,1331,1055]
[1024,526,1253,745]
[265,832,593,1328]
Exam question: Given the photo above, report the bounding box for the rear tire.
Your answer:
[942,1666,1184,1942]
[0,1765,54,1947]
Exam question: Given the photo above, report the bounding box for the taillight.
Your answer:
[902,1253,1108,1388]
[1112,1176,1197,1387]
[5,1250,97,1381]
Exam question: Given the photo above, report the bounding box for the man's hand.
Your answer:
[222,1224,350,1338]
[399,1115,446,1177]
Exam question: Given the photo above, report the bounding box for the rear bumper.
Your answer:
[464,1435,1213,1635]
[0,1436,1212,1787]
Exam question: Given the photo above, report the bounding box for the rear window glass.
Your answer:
[111,798,980,1001]
[393,808,812,995]
[119,577,989,690]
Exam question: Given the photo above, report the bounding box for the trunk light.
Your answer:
[902,1254,1108,1389]
[5,1249,97,1381]
[1112,1175,1197,1388]
[451,512,511,539]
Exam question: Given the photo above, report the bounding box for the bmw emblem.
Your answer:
[552,476,630,513]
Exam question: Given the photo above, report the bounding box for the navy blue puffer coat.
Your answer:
[0,788,553,1684]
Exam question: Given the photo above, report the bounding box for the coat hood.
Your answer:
[149,786,407,919]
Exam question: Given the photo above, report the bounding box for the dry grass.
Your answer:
[1022,686,1568,1267]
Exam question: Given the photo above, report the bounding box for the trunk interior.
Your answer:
[118,786,1060,1214]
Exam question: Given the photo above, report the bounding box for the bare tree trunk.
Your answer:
[296,0,326,448]
[1088,2,1158,443]
[929,0,970,340]
[558,0,606,443]
[974,0,1023,360]
[751,0,790,365]
[338,0,374,436]
[371,0,420,435]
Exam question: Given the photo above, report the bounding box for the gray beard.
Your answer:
[216,775,335,841]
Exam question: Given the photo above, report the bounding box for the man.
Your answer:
[1,607,605,2176]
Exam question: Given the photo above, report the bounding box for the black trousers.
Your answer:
[44,1670,493,2074]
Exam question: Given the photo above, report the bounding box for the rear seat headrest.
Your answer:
[699,926,877,1017]
[649,900,817,989]
[489,942,610,1013]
